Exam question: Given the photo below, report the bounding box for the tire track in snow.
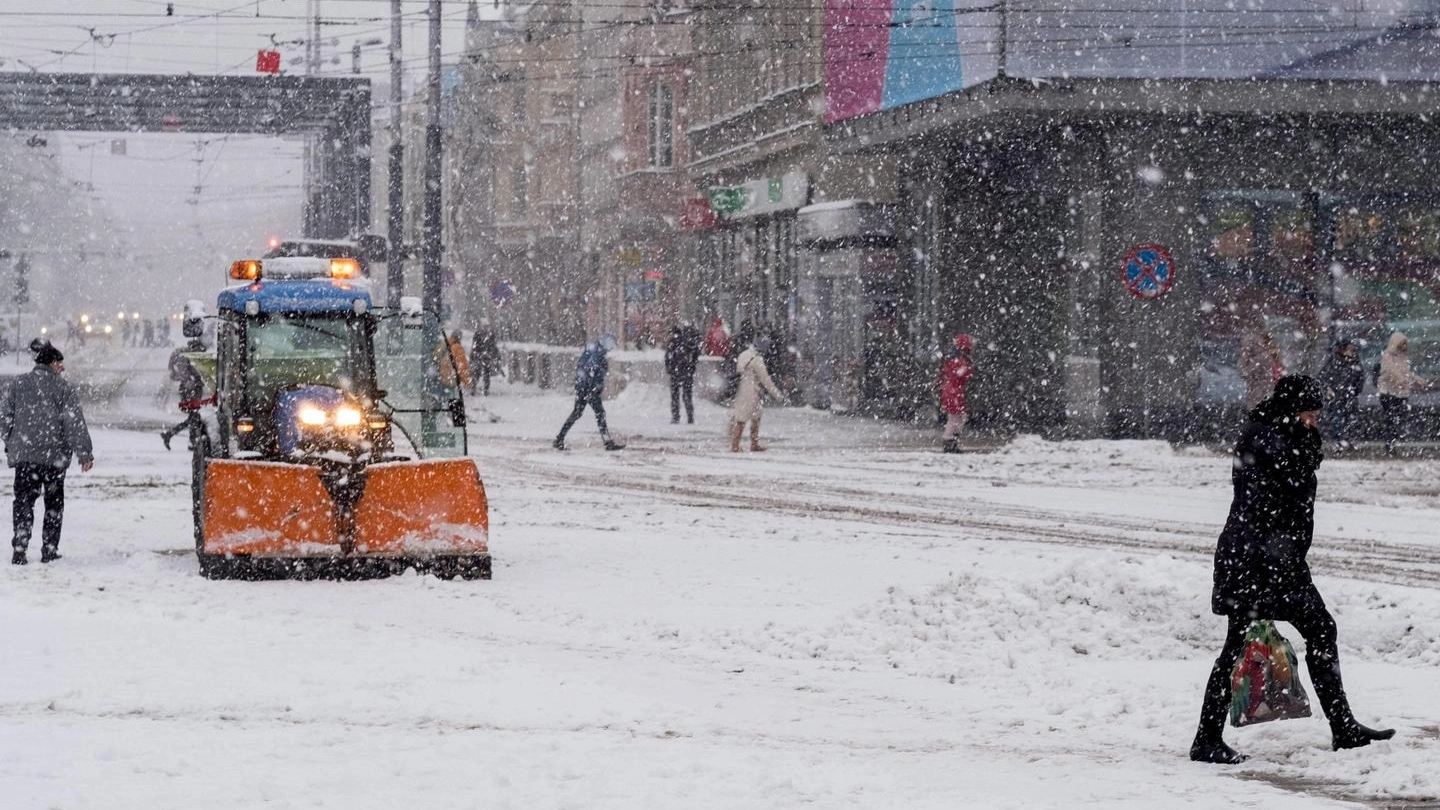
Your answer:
[480,448,1440,591]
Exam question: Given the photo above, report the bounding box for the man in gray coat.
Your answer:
[1,345,94,565]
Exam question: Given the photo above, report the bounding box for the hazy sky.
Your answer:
[0,1,474,316]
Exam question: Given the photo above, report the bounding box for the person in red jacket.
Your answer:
[702,317,730,358]
[938,333,974,453]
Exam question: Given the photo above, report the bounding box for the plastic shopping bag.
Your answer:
[1229,620,1313,727]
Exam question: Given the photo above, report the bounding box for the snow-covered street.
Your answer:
[4,381,1440,809]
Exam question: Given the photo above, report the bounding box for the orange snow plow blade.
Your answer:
[199,457,489,579]
[202,459,339,556]
[353,459,489,554]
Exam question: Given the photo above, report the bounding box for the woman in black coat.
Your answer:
[1191,375,1394,764]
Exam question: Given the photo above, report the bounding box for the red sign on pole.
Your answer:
[679,196,717,230]
[256,50,281,75]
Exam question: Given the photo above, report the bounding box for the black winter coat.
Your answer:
[1211,403,1323,616]
[664,327,700,379]
[1318,355,1364,410]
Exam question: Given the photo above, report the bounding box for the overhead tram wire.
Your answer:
[3,7,1378,76]
[365,24,1399,82]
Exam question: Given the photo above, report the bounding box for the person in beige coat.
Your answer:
[729,340,783,452]
[1378,331,1431,454]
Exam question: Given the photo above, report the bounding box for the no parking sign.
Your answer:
[1120,243,1176,299]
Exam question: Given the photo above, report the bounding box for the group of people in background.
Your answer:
[1314,330,1434,454]
[548,316,977,455]
[550,317,792,453]
[1248,327,1438,455]
[497,317,1440,457]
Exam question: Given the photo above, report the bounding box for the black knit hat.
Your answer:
[35,345,64,366]
[1268,374,1324,414]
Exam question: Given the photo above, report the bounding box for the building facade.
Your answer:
[443,2,1440,439]
[687,0,827,399]
[815,2,1440,437]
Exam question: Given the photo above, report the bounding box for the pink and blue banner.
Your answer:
[825,0,965,123]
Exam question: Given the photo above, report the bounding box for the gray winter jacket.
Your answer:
[0,364,94,469]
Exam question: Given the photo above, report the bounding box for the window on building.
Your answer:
[648,82,674,168]
[511,163,528,218]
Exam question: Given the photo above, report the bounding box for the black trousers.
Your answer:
[472,364,495,396]
[557,392,608,439]
[1380,394,1408,449]
[1324,400,1359,443]
[12,463,66,554]
[1197,586,1356,740]
[670,375,694,422]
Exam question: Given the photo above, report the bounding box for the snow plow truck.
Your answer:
[182,255,489,580]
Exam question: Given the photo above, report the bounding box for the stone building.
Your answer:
[686,0,828,398]
[453,0,700,347]
[453,2,587,344]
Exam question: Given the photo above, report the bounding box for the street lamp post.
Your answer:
[422,0,443,321]
[386,0,405,310]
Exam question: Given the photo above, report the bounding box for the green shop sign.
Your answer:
[706,172,809,220]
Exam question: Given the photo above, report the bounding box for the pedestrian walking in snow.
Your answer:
[1317,338,1364,449]
[469,320,503,397]
[1377,331,1431,455]
[554,337,623,451]
[728,336,783,452]
[1,345,94,565]
[160,336,210,451]
[436,330,472,391]
[1239,327,1284,408]
[938,333,974,453]
[1191,375,1393,764]
[665,322,701,424]
[761,324,792,402]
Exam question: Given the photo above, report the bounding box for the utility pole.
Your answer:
[386,0,405,309]
[422,0,444,320]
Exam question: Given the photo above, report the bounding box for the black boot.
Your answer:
[1304,640,1393,751]
[1332,722,1395,751]
[552,436,568,451]
[40,546,61,563]
[603,438,625,451]
[1193,647,1246,763]
[942,439,960,454]
[11,549,26,566]
[1190,734,1248,764]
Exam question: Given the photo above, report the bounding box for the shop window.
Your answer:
[1197,193,1323,407]
[1398,207,1440,260]
[1334,207,1385,260]
[1209,200,1254,260]
[1330,199,1440,383]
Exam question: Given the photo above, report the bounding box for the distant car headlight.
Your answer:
[298,405,329,426]
[333,406,362,428]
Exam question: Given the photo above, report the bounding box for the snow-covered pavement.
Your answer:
[3,381,1439,809]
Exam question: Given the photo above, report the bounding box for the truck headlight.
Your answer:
[298,405,329,426]
[333,406,362,428]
